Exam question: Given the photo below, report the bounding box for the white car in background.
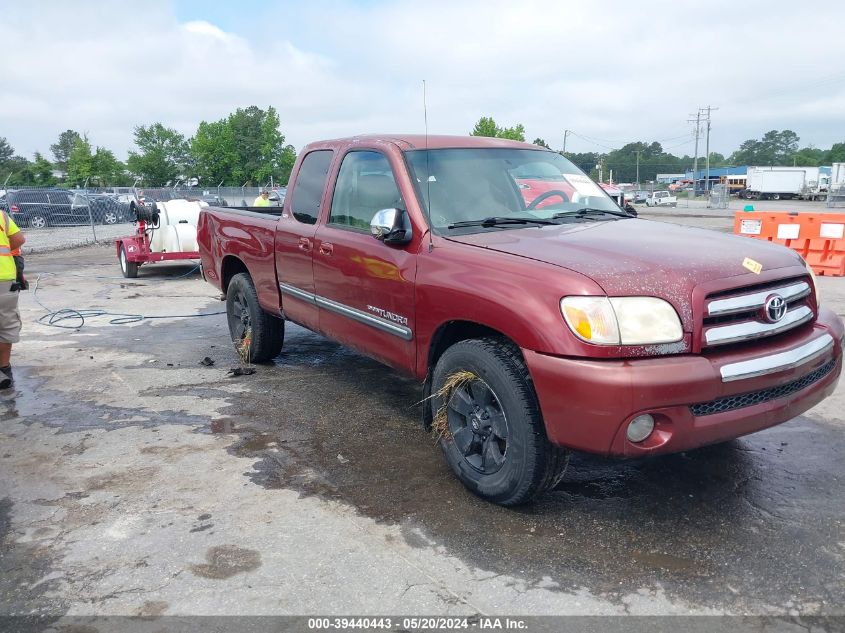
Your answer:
[645,191,678,207]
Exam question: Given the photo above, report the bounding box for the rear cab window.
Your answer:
[290,150,334,225]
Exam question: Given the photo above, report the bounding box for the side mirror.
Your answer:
[370,208,412,245]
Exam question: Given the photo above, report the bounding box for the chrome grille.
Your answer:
[690,359,835,416]
[702,278,813,348]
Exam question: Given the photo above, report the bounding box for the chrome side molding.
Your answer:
[278,282,317,305]
[278,282,413,340]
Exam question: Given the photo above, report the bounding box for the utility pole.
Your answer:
[634,150,642,186]
[702,105,718,193]
[563,129,569,154]
[689,110,701,196]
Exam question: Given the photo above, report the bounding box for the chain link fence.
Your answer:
[827,184,845,208]
[137,185,287,208]
[708,184,729,209]
[0,184,289,254]
[0,185,139,253]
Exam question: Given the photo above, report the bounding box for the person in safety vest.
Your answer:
[0,209,26,389]
[253,190,271,207]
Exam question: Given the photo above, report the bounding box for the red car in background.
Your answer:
[512,162,576,209]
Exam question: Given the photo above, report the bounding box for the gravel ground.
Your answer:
[1,214,844,631]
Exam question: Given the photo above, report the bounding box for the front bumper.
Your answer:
[524,307,844,458]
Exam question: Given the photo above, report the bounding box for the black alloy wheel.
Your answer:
[225,273,284,363]
[228,285,251,344]
[448,378,509,474]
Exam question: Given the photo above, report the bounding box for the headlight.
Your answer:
[804,261,821,307]
[560,296,683,345]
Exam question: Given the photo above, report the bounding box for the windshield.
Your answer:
[405,148,623,231]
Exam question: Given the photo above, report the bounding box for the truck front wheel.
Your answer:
[431,338,569,506]
[226,273,284,363]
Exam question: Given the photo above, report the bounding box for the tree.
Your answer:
[192,119,236,186]
[793,146,826,167]
[191,106,296,186]
[0,137,13,165]
[127,123,190,185]
[563,151,600,174]
[498,123,525,142]
[66,137,94,186]
[32,152,56,186]
[825,142,845,163]
[92,147,128,185]
[470,117,499,138]
[469,117,526,142]
[50,129,82,171]
[729,130,800,165]
[707,152,726,167]
[4,157,35,186]
[533,138,551,149]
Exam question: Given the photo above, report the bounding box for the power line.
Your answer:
[722,71,845,107]
[565,130,697,154]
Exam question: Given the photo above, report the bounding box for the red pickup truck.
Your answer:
[198,135,843,506]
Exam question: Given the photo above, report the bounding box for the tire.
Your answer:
[102,210,118,225]
[226,272,284,363]
[29,214,47,229]
[772,193,780,200]
[119,244,139,278]
[432,338,569,506]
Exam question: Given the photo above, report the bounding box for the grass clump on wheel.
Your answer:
[429,369,478,441]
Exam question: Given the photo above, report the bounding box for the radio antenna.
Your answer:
[423,79,434,253]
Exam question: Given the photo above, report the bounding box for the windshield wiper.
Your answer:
[447,216,558,229]
[551,207,630,219]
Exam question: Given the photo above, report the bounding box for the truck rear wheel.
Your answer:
[431,338,569,506]
[226,273,284,363]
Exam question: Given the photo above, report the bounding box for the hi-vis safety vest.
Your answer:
[0,211,21,281]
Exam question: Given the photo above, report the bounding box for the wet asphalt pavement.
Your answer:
[0,243,844,625]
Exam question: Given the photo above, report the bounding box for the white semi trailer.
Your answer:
[743,166,828,201]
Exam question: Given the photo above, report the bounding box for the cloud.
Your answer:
[1,0,844,162]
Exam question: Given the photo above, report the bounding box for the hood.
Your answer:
[446,218,804,328]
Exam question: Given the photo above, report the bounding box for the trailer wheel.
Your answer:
[226,272,284,363]
[432,338,569,506]
[119,244,139,278]
[772,193,781,200]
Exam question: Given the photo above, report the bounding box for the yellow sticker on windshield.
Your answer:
[742,257,763,274]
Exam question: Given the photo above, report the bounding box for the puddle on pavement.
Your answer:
[194,325,845,612]
[4,309,844,613]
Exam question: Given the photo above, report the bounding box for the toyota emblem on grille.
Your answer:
[763,294,787,323]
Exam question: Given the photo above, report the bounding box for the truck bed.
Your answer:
[197,205,282,313]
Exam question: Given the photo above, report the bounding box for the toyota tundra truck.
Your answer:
[197,135,843,506]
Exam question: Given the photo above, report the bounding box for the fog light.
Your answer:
[627,414,655,443]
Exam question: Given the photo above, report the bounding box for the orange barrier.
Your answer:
[733,211,845,276]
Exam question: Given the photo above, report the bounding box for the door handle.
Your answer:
[298,237,312,252]
[319,242,333,256]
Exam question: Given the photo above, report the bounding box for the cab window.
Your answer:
[329,151,403,231]
[291,150,334,225]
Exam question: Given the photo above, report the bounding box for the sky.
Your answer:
[2,0,844,162]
